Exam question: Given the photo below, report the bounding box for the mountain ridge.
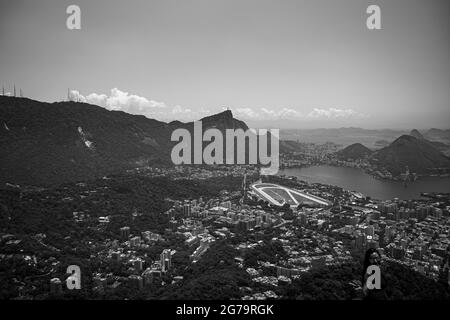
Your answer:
[336,143,373,160]
[370,135,450,175]
[0,97,248,186]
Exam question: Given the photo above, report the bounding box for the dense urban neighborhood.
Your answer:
[1,164,449,300]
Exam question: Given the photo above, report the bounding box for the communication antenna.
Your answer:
[2,86,4,96]
[14,84,16,97]
[20,88,23,98]
[68,88,70,101]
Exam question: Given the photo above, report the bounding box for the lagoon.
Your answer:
[279,165,450,200]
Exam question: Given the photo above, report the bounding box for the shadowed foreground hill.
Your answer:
[0,96,257,186]
[0,96,175,186]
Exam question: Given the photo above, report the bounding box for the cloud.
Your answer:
[69,88,168,118]
[68,88,366,122]
[171,105,192,115]
[102,88,167,113]
[69,90,87,103]
[170,105,212,121]
[261,107,303,119]
[235,108,260,119]
[85,93,108,107]
[204,106,366,121]
[234,107,303,120]
[69,88,215,121]
[233,106,368,124]
[306,108,366,119]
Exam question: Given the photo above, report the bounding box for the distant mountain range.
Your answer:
[371,135,450,175]
[409,129,449,152]
[424,128,450,141]
[336,133,450,176]
[281,127,450,150]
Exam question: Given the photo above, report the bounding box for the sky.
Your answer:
[0,0,449,129]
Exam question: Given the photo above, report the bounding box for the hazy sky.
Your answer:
[1,0,449,129]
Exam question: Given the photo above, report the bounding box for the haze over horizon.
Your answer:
[1,0,449,129]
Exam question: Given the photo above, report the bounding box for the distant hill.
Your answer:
[0,97,250,186]
[336,143,373,160]
[279,140,305,153]
[280,127,407,149]
[409,129,449,152]
[374,140,391,148]
[410,129,424,140]
[425,128,450,141]
[193,109,248,131]
[370,135,450,175]
[170,109,248,133]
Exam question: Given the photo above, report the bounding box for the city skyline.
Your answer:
[1,0,449,129]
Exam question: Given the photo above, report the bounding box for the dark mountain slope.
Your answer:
[336,143,373,160]
[370,135,450,175]
[0,97,251,186]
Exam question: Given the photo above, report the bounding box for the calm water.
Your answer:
[279,165,450,200]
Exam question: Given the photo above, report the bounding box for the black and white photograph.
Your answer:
[0,0,449,310]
